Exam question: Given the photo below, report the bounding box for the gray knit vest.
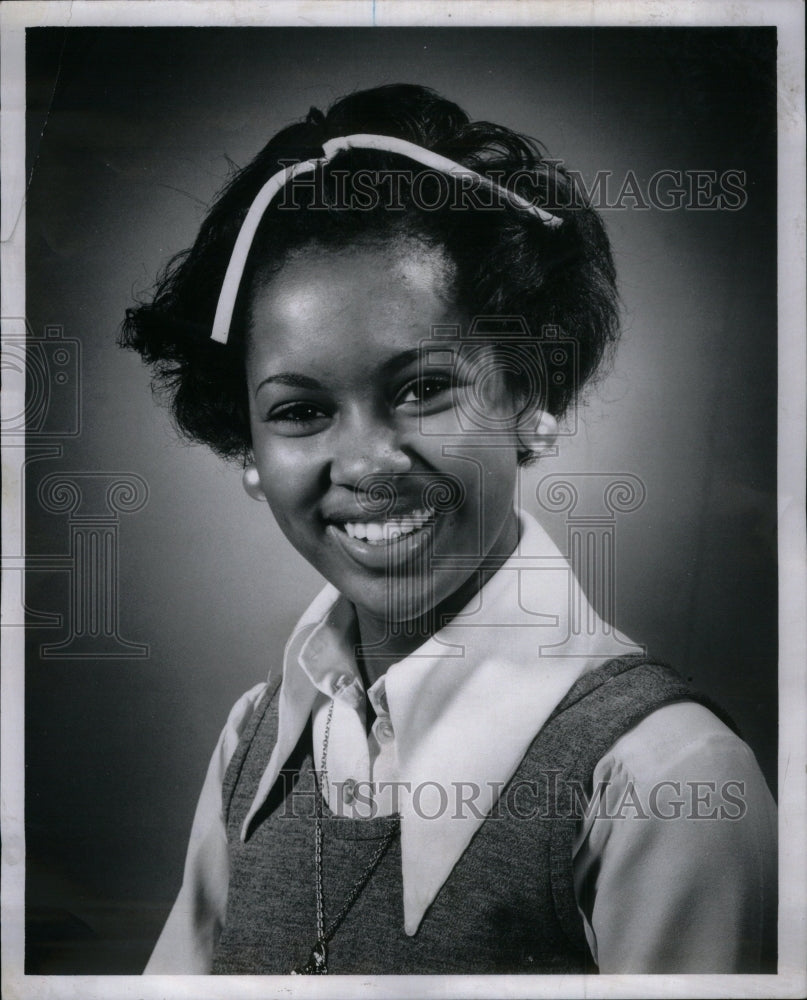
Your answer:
[212,655,726,974]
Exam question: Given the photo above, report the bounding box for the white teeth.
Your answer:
[339,508,433,545]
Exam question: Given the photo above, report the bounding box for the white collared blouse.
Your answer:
[145,511,777,974]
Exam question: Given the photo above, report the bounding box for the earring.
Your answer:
[242,464,266,501]
[516,410,559,458]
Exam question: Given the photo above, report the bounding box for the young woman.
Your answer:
[122,84,776,975]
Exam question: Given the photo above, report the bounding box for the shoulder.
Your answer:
[214,681,274,772]
[598,700,768,790]
[582,700,776,839]
[574,701,777,972]
[556,657,767,790]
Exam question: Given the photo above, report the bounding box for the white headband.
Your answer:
[210,133,563,344]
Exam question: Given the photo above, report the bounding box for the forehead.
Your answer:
[244,240,462,370]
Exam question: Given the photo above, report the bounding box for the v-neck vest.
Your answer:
[212,655,727,974]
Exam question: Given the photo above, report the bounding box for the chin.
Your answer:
[349,582,439,627]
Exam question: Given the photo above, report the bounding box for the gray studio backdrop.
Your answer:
[23,27,777,973]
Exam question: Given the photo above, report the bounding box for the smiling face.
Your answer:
[244,238,523,657]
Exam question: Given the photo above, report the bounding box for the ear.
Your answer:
[516,409,559,458]
[242,463,267,501]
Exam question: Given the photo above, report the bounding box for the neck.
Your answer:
[353,511,519,687]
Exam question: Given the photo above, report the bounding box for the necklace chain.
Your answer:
[312,698,332,942]
[291,698,399,974]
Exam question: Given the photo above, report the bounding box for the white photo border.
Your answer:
[2,1,805,998]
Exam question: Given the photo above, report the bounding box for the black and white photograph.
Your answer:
[1,1,805,997]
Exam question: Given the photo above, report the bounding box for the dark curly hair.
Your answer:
[120,84,619,463]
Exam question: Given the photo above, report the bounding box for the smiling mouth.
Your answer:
[333,508,434,546]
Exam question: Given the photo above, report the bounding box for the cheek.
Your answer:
[485,459,519,515]
[252,437,322,521]
[417,414,520,510]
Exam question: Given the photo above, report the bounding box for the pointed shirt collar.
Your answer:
[240,509,632,935]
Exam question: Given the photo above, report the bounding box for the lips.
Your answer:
[325,507,437,570]
[340,507,433,545]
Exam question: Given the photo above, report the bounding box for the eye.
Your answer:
[264,401,330,435]
[396,374,454,410]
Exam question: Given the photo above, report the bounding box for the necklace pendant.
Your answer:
[291,939,328,975]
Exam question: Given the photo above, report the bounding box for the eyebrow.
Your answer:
[254,347,447,398]
[254,372,324,396]
[378,348,424,378]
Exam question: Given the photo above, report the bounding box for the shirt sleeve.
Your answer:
[143,682,268,974]
[572,701,777,973]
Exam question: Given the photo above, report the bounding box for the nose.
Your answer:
[329,409,412,488]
